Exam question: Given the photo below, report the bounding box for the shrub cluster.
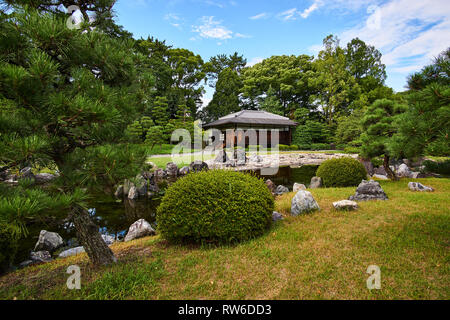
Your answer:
[316,157,367,187]
[156,170,274,244]
[423,159,450,175]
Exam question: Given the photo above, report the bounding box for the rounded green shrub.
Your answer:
[156,170,274,244]
[316,157,367,187]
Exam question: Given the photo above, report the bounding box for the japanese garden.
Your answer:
[0,0,448,301]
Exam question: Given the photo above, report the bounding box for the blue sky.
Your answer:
[114,0,450,105]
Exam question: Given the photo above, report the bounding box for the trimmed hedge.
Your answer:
[156,170,274,244]
[316,157,367,187]
[423,159,450,175]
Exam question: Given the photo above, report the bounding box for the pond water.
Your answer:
[15,165,318,265]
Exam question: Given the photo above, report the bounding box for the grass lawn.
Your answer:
[0,178,449,300]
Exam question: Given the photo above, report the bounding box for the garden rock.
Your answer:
[291,190,320,215]
[34,173,57,184]
[128,186,138,200]
[166,162,178,177]
[349,180,388,201]
[275,185,289,195]
[30,251,53,263]
[397,163,412,178]
[408,182,434,192]
[154,168,167,179]
[293,183,306,192]
[101,234,115,245]
[20,167,34,178]
[360,158,374,176]
[58,246,85,258]
[179,166,190,175]
[333,200,358,210]
[373,166,387,176]
[309,176,322,189]
[34,230,64,253]
[272,211,283,222]
[189,160,208,172]
[124,219,156,242]
[265,179,276,194]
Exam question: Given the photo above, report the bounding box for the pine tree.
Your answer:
[360,99,407,179]
[0,6,150,266]
[389,48,450,158]
[152,96,169,126]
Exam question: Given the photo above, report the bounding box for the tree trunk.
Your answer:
[71,204,117,266]
[383,154,397,181]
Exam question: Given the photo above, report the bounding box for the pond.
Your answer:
[14,165,318,266]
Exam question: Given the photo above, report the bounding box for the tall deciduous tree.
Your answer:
[241,55,315,117]
[310,35,360,126]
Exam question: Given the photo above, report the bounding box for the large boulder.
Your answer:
[396,163,412,178]
[408,182,434,192]
[214,150,230,163]
[275,185,289,195]
[309,176,322,189]
[349,180,388,201]
[189,160,208,173]
[166,162,178,177]
[34,230,64,253]
[124,219,156,242]
[265,179,276,194]
[291,190,320,216]
[333,200,358,211]
[293,183,306,192]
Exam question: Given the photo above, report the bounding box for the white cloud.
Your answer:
[277,8,299,21]
[193,16,233,40]
[300,2,320,19]
[247,57,264,67]
[337,0,450,73]
[250,12,269,20]
[192,16,250,41]
[235,33,251,39]
[164,13,184,29]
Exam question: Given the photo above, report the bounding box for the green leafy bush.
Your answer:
[277,144,291,151]
[423,160,450,175]
[290,144,299,150]
[316,157,367,187]
[157,170,274,244]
